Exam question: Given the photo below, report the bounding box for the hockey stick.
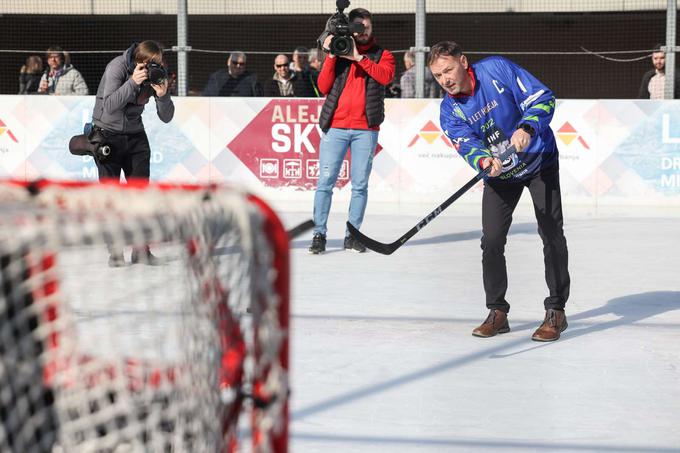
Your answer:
[346,146,516,255]
[287,219,315,240]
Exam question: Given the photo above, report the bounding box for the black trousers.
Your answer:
[481,164,570,313]
[94,130,151,181]
[94,130,151,256]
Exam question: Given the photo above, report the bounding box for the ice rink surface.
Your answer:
[281,204,680,453]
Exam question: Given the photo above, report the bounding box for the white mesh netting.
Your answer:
[0,181,289,453]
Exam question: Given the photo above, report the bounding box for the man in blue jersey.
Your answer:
[428,41,570,341]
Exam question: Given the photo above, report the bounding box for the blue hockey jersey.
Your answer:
[439,56,558,183]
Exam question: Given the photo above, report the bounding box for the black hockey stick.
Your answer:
[287,219,314,240]
[346,146,516,255]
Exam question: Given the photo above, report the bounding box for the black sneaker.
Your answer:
[343,235,366,253]
[308,233,327,254]
[131,247,162,265]
[108,253,125,268]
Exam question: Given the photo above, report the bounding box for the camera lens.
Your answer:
[330,36,352,56]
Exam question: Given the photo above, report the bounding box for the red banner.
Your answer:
[228,99,381,190]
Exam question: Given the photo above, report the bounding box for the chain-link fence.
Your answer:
[0,0,677,98]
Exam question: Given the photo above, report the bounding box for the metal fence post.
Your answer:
[176,0,188,96]
[415,0,426,98]
[664,0,677,99]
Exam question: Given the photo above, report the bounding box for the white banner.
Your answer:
[1,96,679,212]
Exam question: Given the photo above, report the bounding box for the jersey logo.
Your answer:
[492,79,505,94]
[449,136,469,151]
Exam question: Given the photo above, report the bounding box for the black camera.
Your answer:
[146,61,167,85]
[321,0,365,56]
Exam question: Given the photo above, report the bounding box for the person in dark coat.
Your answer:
[263,54,318,97]
[202,51,262,97]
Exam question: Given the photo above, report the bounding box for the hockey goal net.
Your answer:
[0,180,289,453]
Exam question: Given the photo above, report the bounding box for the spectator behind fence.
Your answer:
[264,54,316,97]
[309,48,323,71]
[308,7,396,254]
[400,50,441,98]
[202,52,261,97]
[290,46,320,97]
[38,46,88,95]
[292,47,321,97]
[19,55,43,94]
[638,44,680,99]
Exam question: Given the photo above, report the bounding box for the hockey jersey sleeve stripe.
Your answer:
[471,155,485,170]
[463,148,477,161]
[464,147,492,170]
[528,102,554,114]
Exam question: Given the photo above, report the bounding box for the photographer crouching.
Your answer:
[70,40,174,267]
[309,3,395,254]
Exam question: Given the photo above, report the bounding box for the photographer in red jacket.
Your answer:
[309,7,395,254]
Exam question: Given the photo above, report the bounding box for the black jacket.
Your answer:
[263,70,319,97]
[318,46,386,133]
[638,69,680,99]
[19,73,42,94]
[202,69,262,97]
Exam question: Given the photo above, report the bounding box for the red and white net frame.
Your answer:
[0,179,289,453]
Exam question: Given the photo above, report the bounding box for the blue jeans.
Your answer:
[313,128,379,236]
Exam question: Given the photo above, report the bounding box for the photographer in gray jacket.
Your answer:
[90,40,174,266]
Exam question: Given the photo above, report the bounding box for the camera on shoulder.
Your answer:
[146,61,168,85]
[320,0,365,56]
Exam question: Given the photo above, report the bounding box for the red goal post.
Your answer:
[0,179,289,453]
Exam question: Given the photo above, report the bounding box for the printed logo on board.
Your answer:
[0,119,19,143]
[304,159,349,180]
[228,99,381,189]
[556,121,590,149]
[283,159,302,179]
[259,159,279,178]
[407,120,453,148]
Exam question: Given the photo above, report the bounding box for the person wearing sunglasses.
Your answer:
[202,51,262,97]
[263,54,318,97]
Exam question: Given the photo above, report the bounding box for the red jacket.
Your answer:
[317,41,395,130]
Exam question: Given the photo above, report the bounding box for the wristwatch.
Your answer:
[519,123,536,137]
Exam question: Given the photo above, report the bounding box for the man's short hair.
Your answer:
[293,47,308,55]
[349,8,372,22]
[428,41,463,66]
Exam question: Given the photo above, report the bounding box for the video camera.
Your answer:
[319,0,365,56]
[146,61,168,85]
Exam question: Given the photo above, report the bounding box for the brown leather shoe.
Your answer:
[472,309,510,338]
[531,309,568,342]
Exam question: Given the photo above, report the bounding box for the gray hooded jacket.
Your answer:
[92,43,174,133]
